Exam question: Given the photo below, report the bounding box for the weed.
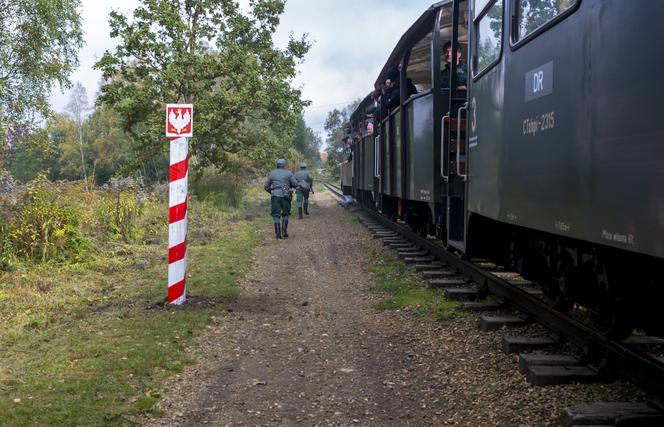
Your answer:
[368,249,459,320]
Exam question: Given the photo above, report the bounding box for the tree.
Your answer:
[66,82,90,185]
[0,0,83,166]
[95,0,311,173]
[5,129,55,182]
[292,114,321,166]
[49,113,82,181]
[324,99,360,168]
[84,106,133,184]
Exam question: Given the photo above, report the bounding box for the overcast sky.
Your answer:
[50,0,435,142]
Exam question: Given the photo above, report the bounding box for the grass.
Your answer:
[0,189,270,426]
[367,248,460,321]
[340,216,358,225]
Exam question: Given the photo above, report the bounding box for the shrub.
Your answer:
[192,169,246,209]
[94,177,146,242]
[6,177,88,263]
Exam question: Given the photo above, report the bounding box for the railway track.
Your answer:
[323,183,664,422]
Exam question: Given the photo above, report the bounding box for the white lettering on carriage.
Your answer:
[601,230,635,245]
[522,111,555,136]
[533,71,544,93]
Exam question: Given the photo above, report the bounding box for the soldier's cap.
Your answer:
[276,159,286,166]
[299,162,307,169]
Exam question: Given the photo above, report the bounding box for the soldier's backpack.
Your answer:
[298,179,311,193]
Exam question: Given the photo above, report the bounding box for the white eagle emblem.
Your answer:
[169,109,191,134]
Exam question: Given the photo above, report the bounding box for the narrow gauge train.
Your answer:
[341,0,664,339]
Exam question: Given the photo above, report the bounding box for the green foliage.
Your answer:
[292,114,322,167]
[94,187,146,242]
[5,129,57,182]
[4,177,88,263]
[0,176,156,268]
[0,0,83,145]
[324,99,361,168]
[192,169,246,209]
[86,107,134,184]
[6,108,139,185]
[95,0,311,173]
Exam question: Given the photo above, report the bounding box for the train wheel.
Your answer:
[545,261,575,312]
[590,297,634,340]
[544,280,574,313]
[590,257,634,340]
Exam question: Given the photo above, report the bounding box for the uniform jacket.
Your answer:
[264,168,298,197]
[294,170,313,191]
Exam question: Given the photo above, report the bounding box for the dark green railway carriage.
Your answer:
[349,0,664,337]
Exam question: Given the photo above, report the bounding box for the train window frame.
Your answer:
[472,0,504,80]
[405,31,434,94]
[509,0,581,49]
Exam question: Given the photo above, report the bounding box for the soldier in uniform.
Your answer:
[294,162,314,219]
[264,159,298,239]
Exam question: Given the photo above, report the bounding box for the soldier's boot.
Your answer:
[304,202,309,215]
[298,208,303,219]
[282,219,289,238]
[274,223,282,239]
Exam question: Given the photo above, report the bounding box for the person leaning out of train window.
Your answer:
[372,88,383,124]
[264,158,298,239]
[441,41,468,90]
[383,67,418,112]
[365,107,374,135]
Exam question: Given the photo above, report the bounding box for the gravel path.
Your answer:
[148,190,642,426]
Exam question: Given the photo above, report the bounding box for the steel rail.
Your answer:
[340,198,664,401]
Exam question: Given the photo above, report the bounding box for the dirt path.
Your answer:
[148,190,640,426]
[150,191,450,426]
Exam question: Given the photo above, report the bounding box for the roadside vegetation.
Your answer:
[366,247,460,321]
[0,174,270,425]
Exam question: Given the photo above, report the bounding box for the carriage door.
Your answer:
[446,0,469,251]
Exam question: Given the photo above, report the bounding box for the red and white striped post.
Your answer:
[166,104,193,305]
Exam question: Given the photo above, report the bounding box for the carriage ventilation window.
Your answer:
[514,0,576,41]
[475,0,503,76]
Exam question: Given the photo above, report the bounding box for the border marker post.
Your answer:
[166,104,193,305]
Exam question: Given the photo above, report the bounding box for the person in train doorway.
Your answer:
[264,158,298,239]
[441,41,468,90]
[294,162,314,219]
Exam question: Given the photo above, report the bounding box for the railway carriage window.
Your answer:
[438,3,469,83]
[514,0,576,41]
[475,0,503,75]
[406,32,433,93]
